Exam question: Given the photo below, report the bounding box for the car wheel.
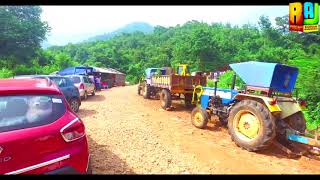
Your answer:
[70,98,80,113]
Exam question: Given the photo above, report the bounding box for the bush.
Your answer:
[288,57,320,129]
[207,70,245,89]
[0,68,14,78]
[126,74,140,85]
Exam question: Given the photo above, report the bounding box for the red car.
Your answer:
[0,78,91,174]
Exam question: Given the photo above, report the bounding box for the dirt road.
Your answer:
[78,85,320,174]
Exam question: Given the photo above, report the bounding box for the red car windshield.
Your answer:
[0,95,66,133]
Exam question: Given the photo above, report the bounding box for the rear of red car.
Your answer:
[0,79,90,174]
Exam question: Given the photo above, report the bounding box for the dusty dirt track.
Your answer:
[78,85,320,174]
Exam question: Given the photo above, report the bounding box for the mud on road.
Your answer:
[78,85,320,174]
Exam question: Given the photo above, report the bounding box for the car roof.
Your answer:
[13,75,64,79]
[0,78,62,96]
[65,75,87,78]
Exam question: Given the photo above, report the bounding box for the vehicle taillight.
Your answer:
[268,98,277,105]
[299,99,307,107]
[80,83,84,89]
[60,118,85,142]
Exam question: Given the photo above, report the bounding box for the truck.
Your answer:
[138,64,207,110]
[191,61,320,157]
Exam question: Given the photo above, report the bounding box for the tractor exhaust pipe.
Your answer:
[214,72,220,97]
[231,73,236,90]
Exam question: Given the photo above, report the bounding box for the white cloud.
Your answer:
[41,6,288,45]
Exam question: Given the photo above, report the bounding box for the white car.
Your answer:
[67,75,96,100]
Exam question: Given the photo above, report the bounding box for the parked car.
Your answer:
[0,78,91,174]
[14,75,81,113]
[66,75,95,100]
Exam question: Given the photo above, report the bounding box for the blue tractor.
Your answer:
[191,61,320,155]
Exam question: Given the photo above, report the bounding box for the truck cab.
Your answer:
[175,64,191,76]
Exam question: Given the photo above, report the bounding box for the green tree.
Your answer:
[0,6,50,68]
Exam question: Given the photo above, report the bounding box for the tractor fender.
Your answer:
[233,94,302,119]
[234,94,281,113]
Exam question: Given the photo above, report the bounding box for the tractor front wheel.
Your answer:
[228,99,276,152]
[160,89,171,109]
[191,107,209,129]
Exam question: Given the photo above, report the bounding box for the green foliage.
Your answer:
[0,68,14,78]
[288,57,320,128]
[207,70,245,89]
[0,6,50,68]
[306,103,320,130]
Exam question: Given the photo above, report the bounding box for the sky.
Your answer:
[41,6,289,46]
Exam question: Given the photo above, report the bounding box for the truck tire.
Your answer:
[143,84,151,99]
[228,99,276,152]
[184,93,193,107]
[160,89,171,109]
[191,107,209,129]
[283,111,306,133]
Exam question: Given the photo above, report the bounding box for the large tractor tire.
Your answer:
[184,93,193,107]
[284,111,306,133]
[160,89,172,109]
[143,84,151,99]
[191,107,209,129]
[276,111,307,145]
[228,99,276,152]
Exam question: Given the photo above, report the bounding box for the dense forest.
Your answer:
[0,6,319,128]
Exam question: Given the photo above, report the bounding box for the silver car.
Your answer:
[67,75,96,100]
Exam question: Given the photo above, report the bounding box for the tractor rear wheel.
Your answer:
[143,84,151,99]
[191,107,209,129]
[284,111,306,133]
[160,89,171,109]
[228,99,276,152]
[276,111,307,145]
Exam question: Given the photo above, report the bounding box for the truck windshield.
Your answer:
[177,66,183,75]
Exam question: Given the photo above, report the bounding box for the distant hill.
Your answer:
[85,22,154,42]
